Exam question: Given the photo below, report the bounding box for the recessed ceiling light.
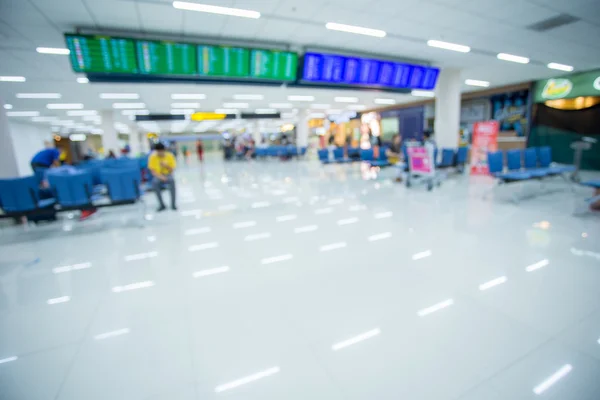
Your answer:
[121,110,149,116]
[347,105,366,111]
[170,109,195,115]
[547,62,574,72]
[497,53,529,64]
[0,76,26,82]
[222,102,249,108]
[66,110,98,116]
[7,111,40,117]
[310,104,331,109]
[171,102,200,108]
[171,93,206,99]
[374,98,396,105]
[214,108,239,114]
[47,103,84,110]
[334,96,358,103]
[16,93,61,99]
[3,104,13,109]
[255,108,277,114]
[269,103,293,109]
[465,79,490,87]
[83,115,102,121]
[112,103,146,109]
[32,116,59,122]
[287,96,315,102]
[233,94,264,100]
[411,90,435,98]
[100,93,140,99]
[325,22,386,38]
[309,112,326,118]
[77,77,89,83]
[173,1,260,19]
[36,47,70,55]
[427,40,470,53]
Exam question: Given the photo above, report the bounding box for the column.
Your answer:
[100,110,119,156]
[434,68,462,149]
[128,125,141,157]
[252,121,262,144]
[0,99,19,178]
[296,109,309,148]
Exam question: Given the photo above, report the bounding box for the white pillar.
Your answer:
[434,68,462,149]
[252,121,262,144]
[100,110,119,156]
[296,109,309,147]
[0,99,19,178]
[129,125,141,157]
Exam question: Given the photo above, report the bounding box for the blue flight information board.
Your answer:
[302,52,439,90]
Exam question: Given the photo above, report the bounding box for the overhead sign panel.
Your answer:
[250,50,297,81]
[136,40,197,75]
[197,45,250,78]
[301,52,439,90]
[65,34,137,74]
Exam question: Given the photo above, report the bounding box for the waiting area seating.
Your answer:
[0,157,146,222]
[254,145,307,159]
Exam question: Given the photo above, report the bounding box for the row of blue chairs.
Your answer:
[0,163,143,220]
[254,146,308,159]
[488,146,575,183]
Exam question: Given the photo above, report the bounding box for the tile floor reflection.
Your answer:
[1,155,599,400]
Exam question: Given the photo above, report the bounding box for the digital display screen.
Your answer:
[65,34,138,74]
[302,52,439,90]
[250,50,297,81]
[136,40,197,75]
[197,45,249,77]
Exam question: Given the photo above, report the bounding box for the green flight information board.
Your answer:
[197,45,249,78]
[136,40,197,75]
[250,50,297,81]
[65,34,138,74]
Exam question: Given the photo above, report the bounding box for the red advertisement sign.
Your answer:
[470,121,499,175]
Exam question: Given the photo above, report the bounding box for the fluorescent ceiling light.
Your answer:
[171,93,206,99]
[497,53,529,64]
[69,133,86,141]
[214,367,280,393]
[325,22,386,38]
[269,103,293,109]
[173,1,260,19]
[411,90,435,98]
[214,108,239,114]
[47,103,84,110]
[170,109,195,114]
[465,79,490,87]
[223,102,249,108]
[255,108,277,114]
[7,111,40,117]
[112,103,146,109]
[347,105,366,111]
[533,364,572,395]
[121,109,149,115]
[309,112,326,118]
[66,110,98,116]
[32,116,59,122]
[36,47,70,55]
[287,95,315,102]
[374,98,396,105]
[100,93,140,99]
[0,76,26,82]
[233,94,264,100]
[547,62,574,72]
[311,104,331,109]
[334,96,358,103]
[326,109,342,114]
[54,120,75,125]
[83,115,102,121]
[77,77,89,83]
[332,328,381,351]
[427,39,470,53]
[16,93,61,99]
[4,104,13,109]
[171,102,200,108]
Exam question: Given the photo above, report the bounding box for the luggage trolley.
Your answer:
[405,144,441,191]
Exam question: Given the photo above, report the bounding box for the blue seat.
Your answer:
[537,146,576,174]
[318,149,333,164]
[348,147,360,159]
[581,180,600,189]
[255,148,267,158]
[437,148,455,168]
[369,147,390,167]
[456,147,468,166]
[360,148,374,161]
[523,148,550,178]
[47,171,95,207]
[287,145,298,157]
[333,147,350,163]
[299,146,307,156]
[0,176,56,214]
[488,151,532,182]
[101,168,141,202]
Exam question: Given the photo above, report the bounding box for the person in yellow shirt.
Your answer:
[148,142,177,212]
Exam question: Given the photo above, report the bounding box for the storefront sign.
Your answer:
[470,121,499,175]
[534,69,600,102]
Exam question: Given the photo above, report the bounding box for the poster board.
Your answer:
[470,121,499,175]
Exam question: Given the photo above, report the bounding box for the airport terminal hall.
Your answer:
[3,0,600,399]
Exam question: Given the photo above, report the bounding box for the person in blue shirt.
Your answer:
[31,147,61,171]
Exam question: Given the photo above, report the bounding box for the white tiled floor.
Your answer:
[1,155,600,400]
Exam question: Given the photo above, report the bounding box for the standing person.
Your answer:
[106,150,117,159]
[181,144,189,164]
[196,139,204,162]
[148,143,177,212]
[30,146,61,175]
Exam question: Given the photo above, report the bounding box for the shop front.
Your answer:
[530,69,600,170]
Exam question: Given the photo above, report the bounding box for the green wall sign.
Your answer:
[534,69,600,103]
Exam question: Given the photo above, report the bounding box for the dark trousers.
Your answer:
[152,175,176,208]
